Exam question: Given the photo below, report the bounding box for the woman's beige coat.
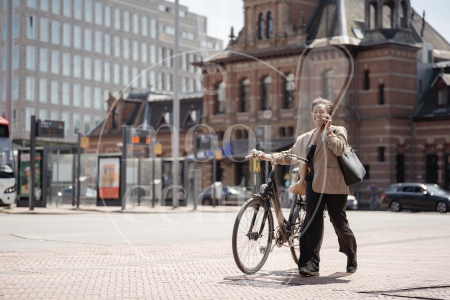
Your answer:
[278,125,353,196]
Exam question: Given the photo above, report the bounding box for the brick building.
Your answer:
[200,0,450,205]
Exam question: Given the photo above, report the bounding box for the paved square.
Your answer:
[0,209,449,299]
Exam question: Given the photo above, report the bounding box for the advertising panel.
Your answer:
[98,157,120,199]
[18,151,42,201]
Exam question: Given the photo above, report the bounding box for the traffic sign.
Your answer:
[80,137,89,148]
[131,129,150,145]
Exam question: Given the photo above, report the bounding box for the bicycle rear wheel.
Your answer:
[288,201,306,265]
[232,197,273,275]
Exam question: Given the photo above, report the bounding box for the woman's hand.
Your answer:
[249,149,265,158]
[322,114,332,131]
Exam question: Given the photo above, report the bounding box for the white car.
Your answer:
[346,195,358,210]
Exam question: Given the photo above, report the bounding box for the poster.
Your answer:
[98,157,120,199]
[18,151,42,201]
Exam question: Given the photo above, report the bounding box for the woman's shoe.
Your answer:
[299,262,320,277]
[346,257,357,273]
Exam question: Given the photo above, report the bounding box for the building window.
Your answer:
[84,57,91,80]
[63,0,71,17]
[95,2,102,25]
[104,62,110,83]
[104,34,111,55]
[73,84,80,106]
[74,26,81,48]
[133,14,139,35]
[112,108,118,130]
[39,79,47,102]
[40,18,48,42]
[123,66,129,85]
[428,50,433,64]
[142,16,148,36]
[113,64,120,85]
[85,0,92,22]
[84,116,91,134]
[284,73,295,109]
[235,129,242,140]
[26,77,35,101]
[62,52,70,76]
[94,59,101,81]
[40,48,48,72]
[62,82,70,105]
[52,0,60,14]
[62,112,70,135]
[94,87,101,109]
[364,70,370,90]
[123,38,130,59]
[26,15,36,39]
[132,67,138,88]
[84,86,91,108]
[378,147,385,162]
[261,76,271,110]
[426,154,438,184]
[215,82,226,114]
[25,108,35,132]
[73,113,80,133]
[51,80,58,104]
[41,0,49,11]
[266,12,273,38]
[73,55,81,78]
[141,43,147,63]
[379,84,385,105]
[323,70,335,101]
[287,126,294,136]
[133,40,139,61]
[114,9,120,30]
[279,127,286,137]
[151,19,157,39]
[12,46,18,69]
[258,13,264,40]
[39,109,47,121]
[63,23,71,47]
[51,20,60,44]
[51,50,59,74]
[26,46,36,70]
[124,12,130,32]
[114,36,120,57]
[396,154,405,183]
[27,0,36,7]
[74,0,81,19]
[140,69,147,89]
[240,79,250,112]
[84,28,92,51]
[95,31,102,53]
[105,6,111,27]
[438,88,448,106]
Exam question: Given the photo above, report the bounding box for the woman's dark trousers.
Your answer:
[298,180,357,271]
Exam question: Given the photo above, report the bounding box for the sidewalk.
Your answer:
[0,204,245,215]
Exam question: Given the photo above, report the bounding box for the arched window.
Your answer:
[283,73,295,109]
[258,13,264,40]
[364,70,370,90]
[266,12,273,38]
[369,1,378,30]
[240,79,250,112]
[400,0,408,28]
[215,82,226,114]
[323,70,335,101]
[261,76,271,110]
[382,1,394,29]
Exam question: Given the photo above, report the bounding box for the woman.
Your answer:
[250,97,357,277]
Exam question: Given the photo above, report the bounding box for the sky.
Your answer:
[168,0,450,49]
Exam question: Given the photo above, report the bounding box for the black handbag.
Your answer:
[337,146,366,186]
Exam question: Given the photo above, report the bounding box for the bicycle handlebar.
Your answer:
[245,152,308,164]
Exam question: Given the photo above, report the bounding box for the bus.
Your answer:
[0,117,16,207]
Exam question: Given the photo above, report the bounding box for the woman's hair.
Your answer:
[311,97,333,115]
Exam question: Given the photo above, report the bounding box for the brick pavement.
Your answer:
[0,212,449,299]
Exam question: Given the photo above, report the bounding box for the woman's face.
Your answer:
[311,104,329,127]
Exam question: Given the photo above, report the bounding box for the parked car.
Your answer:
[58,187,97,204]
[346,195,358,210]
[199,186,251,206]
[380,183,450,213]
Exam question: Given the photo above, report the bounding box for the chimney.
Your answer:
[421,10,425,37]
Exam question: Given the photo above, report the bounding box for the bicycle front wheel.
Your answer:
[232,197,273,275]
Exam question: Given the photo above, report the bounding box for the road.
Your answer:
[0,209,449,299]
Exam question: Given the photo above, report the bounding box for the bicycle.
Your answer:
[232,152,308,274]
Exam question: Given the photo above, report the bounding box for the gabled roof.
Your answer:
[430,73,450,87]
